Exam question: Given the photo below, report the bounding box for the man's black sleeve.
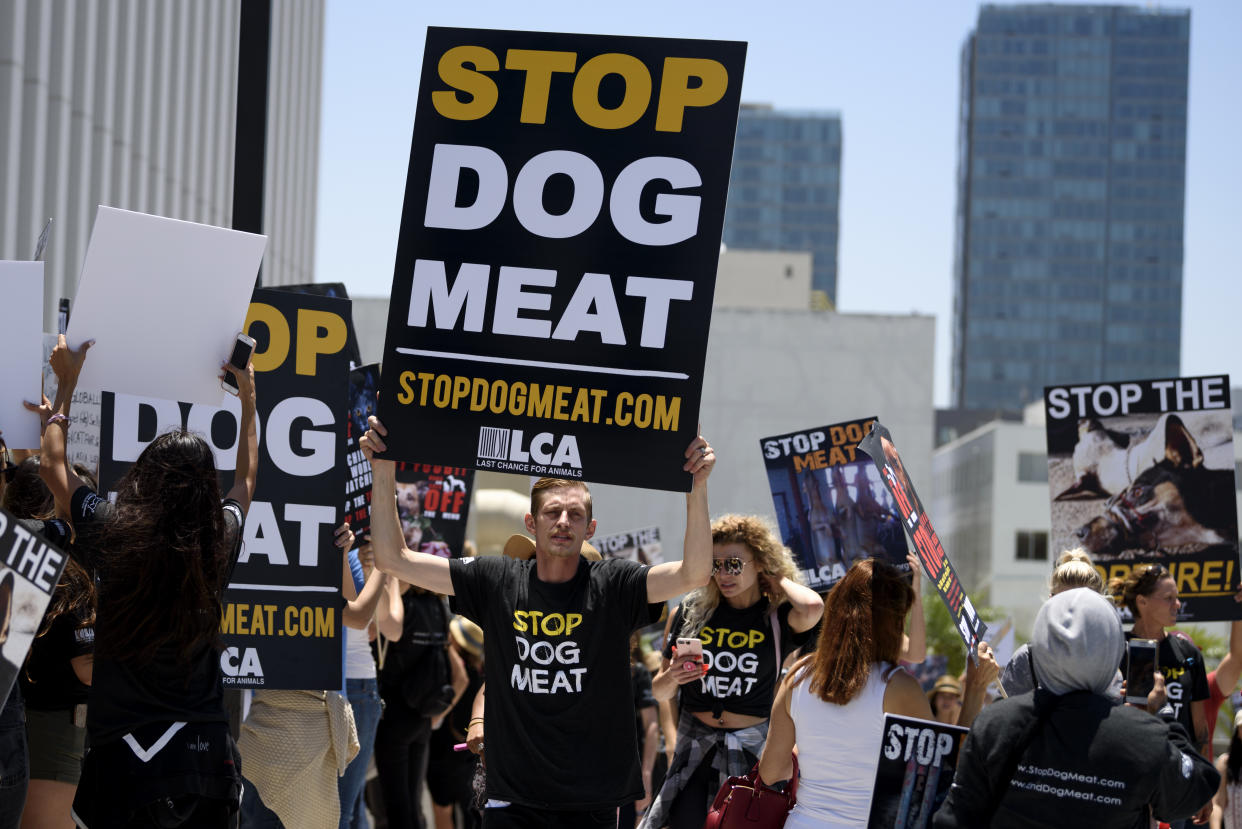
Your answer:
[932,725,1002,827]
[1150,720,1219,823]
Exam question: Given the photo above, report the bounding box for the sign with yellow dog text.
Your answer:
[375,28,746,491]
[98,289,351,689]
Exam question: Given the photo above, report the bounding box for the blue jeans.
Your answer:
[0,684,27,829]
[339,678,381,829]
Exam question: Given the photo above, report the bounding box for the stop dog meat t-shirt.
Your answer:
[664,598,810,718]
[449,554,650,810]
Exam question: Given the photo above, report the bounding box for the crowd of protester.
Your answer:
[0,335,1234,828]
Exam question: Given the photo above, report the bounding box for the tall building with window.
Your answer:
[952,4,1189,410]
[723,104,842,308]
[0,0,323,330]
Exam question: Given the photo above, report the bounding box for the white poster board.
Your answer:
[67,207,267,407]
[0,262,45,450]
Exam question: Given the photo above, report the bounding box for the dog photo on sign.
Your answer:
[1048,409,1237,561]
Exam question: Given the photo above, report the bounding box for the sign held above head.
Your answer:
[376,27,747,492]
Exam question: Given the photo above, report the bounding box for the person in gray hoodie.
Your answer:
[934,589,1218,829]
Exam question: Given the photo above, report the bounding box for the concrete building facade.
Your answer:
[0,0,323,331]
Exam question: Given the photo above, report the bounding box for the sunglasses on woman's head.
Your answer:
[711,557,750,577]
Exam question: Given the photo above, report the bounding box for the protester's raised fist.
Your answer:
[22,395,54,432]
[360,416,390,465]
[334,522,355,554]
[906,551,923,593]
[220,360,256,406]
[356,540,375,572]
[683,429,715,487]
[49,334,93,382]
[963,640,1000,695]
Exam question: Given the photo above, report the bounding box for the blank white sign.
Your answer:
[0,261,44,450]
[67,207,267,407]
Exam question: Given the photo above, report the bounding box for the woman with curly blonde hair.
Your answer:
[640,515,824,829]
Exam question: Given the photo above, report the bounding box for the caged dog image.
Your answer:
[1048,411,1238,561]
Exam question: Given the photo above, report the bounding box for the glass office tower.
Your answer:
[723,104,842,308]
[952,4,1189,409]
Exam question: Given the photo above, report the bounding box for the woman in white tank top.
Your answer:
[758,559,935,828]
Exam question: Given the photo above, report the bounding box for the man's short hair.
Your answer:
[530,478,593,521]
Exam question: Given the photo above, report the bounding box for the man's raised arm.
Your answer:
[646,433,715,604]
[361,416,455,596]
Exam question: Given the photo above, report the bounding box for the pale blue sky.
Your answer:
[314,0,1242,408]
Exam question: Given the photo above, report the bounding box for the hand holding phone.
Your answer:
[673,636,707,684]
[1125,638,1158,705]
[221,332,256,395]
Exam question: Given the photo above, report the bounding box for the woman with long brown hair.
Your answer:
[758,558,933,827]
[32,336,257,828]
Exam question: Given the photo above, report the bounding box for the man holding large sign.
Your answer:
[376,28,746,491]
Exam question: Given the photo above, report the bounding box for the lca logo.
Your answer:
[478,427,581,469]
[220,646,264,678]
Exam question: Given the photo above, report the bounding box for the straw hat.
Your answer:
[926,674,963,703]
[449,616,484,659]
[502,533,601,561]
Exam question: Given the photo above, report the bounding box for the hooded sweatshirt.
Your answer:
[934,590,1218,829]
[1030,590,1125,696]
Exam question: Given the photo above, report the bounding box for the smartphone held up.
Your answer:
[221,332,256,395]
[1125,638,1158,705]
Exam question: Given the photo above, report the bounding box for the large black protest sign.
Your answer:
[858,422,987,654]
[375,27,746,492]
[279,282,363,368]
[868,715,966,827]
[0,507,71,703]
[1045,375,1238,621]
[98,289,351,689]
[761,418,909,593]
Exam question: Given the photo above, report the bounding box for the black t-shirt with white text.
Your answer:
[449,554,650,810]
[664,598,810,718]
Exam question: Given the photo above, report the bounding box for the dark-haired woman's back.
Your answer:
[34,337,258,828]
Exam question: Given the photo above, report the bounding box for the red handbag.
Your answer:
[701,757,799,829]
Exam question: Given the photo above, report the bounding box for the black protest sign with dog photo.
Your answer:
[392,462,475,559]
[761,417,910,594]
[375,27,746,492]
[868,715,966,828]
[0,507,72,704]
[858,421,988,654]
[1044,375,1239,621]
[99,288,352,688]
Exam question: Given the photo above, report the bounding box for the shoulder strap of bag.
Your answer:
[769,606,782,691]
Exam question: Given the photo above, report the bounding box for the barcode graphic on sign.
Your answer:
[478,427,511,460]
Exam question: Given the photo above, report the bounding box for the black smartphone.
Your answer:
[221,333,256,395]
[1126,638,1158,705]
